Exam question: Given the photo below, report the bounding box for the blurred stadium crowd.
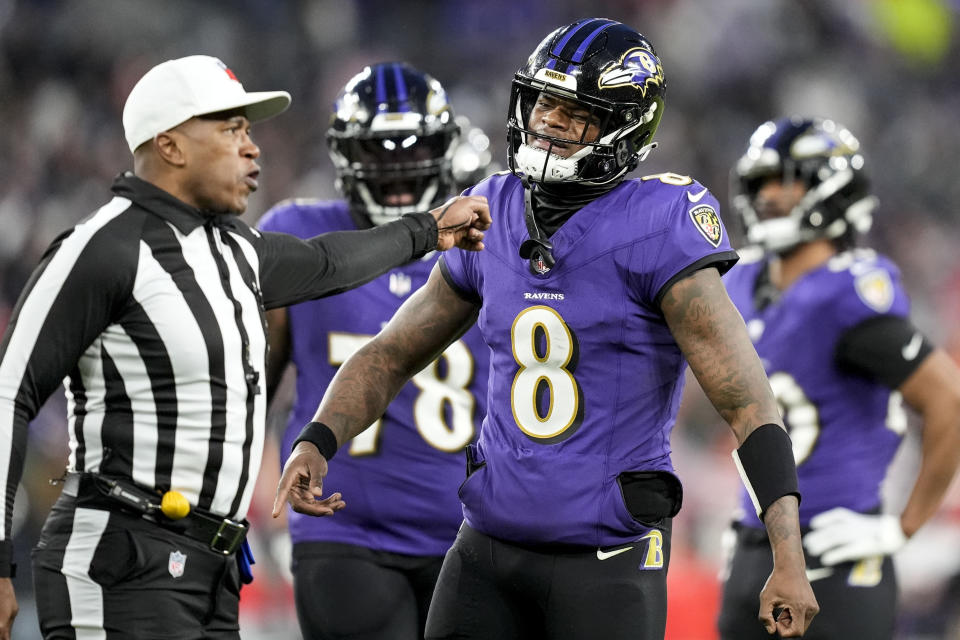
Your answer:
[1,0,959,638]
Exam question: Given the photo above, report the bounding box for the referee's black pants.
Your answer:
[32,494,241,640]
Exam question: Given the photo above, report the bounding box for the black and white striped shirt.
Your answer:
[0,173,439,574]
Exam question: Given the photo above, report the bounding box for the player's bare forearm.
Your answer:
[314,265,478,444]
[763,494,804,555]
[898,349,960,536]
[661,267,782,443]
[759,494,819,636]
[663,269,818,634]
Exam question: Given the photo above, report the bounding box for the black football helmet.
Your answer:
[507,18,666,187]
[732,116,878,254]
[327,62,459,225]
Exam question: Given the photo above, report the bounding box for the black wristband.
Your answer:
[0,539,14,578]
[732,423,800,522]
[292,421,339,461]
[399,212,439,259]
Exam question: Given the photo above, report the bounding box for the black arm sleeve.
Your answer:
[258,213,438,309]
[834,314,933,388]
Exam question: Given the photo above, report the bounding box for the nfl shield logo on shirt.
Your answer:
[389,272,412,297]
[168,550,187,578]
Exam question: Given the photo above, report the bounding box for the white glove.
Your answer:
[803,507,907,566]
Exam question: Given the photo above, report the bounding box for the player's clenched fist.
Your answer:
[431,195,490,251]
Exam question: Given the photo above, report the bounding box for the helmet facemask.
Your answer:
[506,20,666,191]
[328,127,457,225]
[508,77,658,187]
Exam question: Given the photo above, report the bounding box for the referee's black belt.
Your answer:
[61,472,248,555]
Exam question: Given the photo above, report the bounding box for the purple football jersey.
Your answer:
[441,172,738,547]
[724,248,910,528]
[257,200,489,556]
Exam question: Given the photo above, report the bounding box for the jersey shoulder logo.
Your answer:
[853,269,894,312]
[688,204,722,248]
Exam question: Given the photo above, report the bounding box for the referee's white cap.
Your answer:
[122,55,291,153]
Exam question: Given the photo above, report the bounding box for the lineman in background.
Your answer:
[258,62,492,640]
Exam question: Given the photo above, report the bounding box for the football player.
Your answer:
[718,116,960,639]
[275,20,819,639]
[258,62,491,640]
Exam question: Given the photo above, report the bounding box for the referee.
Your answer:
[0,55,489,639]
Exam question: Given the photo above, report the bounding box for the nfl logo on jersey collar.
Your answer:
[532,253,551,275]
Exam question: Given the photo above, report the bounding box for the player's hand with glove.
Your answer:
[803,507,907,566]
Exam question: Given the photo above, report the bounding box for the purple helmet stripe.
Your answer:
[569,20,618,63]
[762,120,816,154]
[375,64,388,112]
[550,18,598,57]
[392,63,411,112]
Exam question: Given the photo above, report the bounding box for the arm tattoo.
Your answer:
[316,268,478,443]
[661,268,782,443]
[762,496,804,554]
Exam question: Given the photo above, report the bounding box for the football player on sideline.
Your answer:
[258,62,491,640]
[275,19,818,639]
[717,116,960,640]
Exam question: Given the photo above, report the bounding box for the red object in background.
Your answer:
[238,574,297,632]
[666,543,722,640]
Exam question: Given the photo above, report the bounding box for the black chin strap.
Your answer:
[516,174,626,275]
[517,176,556,275]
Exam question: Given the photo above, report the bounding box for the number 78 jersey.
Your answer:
[257,199,489,556]
[441,172,738,548]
